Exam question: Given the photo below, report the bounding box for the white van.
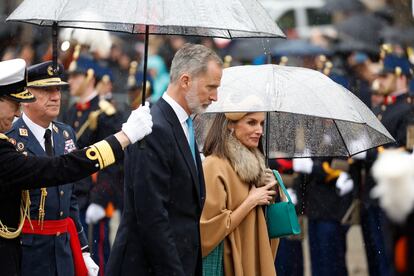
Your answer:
[259,0,333,38]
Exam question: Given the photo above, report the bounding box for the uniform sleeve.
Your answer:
[200,158,233,257]
[0,135,123,191]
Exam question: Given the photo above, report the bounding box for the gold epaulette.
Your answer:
[0,133,8,140]
[87,110,101,131]
[98,99,116,116]
[76,100,116,139]
[322,161,342,182]
[86,140,116,169]
[88,100,116,131]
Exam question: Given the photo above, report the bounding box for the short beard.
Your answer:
[185,86,205,114]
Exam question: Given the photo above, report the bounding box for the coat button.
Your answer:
[60,211,63,217]
[60,191,64,196]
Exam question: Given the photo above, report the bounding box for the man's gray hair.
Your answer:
[170,43,223,83]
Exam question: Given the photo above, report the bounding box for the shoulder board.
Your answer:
[98,99,116,116]
[0,133,8,140]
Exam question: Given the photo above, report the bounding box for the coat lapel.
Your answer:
[15,118,46,156]
[52,123,64,155]
[157,98,202,206]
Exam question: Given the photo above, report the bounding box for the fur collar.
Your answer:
[226,134,266,185]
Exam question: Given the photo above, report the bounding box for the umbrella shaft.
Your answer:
[142,25,150,106]
[52,22,58,73]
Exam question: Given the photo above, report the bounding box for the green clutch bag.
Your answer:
[266,170,301,238]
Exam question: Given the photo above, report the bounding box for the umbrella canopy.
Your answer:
[7,0,285,38]
[202,64,394,158]
[8,0,285,106]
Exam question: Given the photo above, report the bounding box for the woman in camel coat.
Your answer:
[201,112,279,276]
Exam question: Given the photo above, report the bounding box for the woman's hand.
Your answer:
[247,181,277,207]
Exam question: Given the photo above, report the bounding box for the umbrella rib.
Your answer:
[333,120,351,156]
[237,0,261,36]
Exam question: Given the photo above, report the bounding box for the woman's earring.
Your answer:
[230,128,234,135]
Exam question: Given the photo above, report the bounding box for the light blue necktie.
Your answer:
[186,117,196,162]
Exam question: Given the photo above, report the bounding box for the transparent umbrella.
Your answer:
[7,0,285,105]
[199,64,394,158]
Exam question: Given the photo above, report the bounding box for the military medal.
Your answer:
[17,142,25,151]
[64,139,76,154]
[19,128,28,137]
[63,130,70,139]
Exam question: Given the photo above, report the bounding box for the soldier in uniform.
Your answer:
[6,61,97,276]
[63,55,123,270]
[0,58,153,276]
[354,52,413,276]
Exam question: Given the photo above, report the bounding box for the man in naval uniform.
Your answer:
[0,58,153,276]
[6,61,98,276]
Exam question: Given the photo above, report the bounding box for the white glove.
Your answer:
[352,151,367,160]
[336,172,354,196]
[287,188,298,205]
[82,252,99,276]
[122,104,153,143]
[85,203,106,224]
[293,158,313,174]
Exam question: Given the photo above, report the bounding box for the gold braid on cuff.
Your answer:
[86,140,116,169]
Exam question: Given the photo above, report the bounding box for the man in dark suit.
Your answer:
[7,61,100,276]
[107,44,223,276]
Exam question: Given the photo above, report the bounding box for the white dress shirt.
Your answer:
[22,113,54,150]
[162,93,191,144]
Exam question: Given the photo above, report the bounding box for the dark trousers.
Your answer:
[275,238,303,276]
[0,238,21,276]
[80,210,110,275]
[360,205,392,276]
[308,219,348,276]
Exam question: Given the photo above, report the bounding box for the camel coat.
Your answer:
[201,155,279,276]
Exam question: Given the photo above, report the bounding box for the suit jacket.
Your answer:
[107,98,205,276]
[7,118,86,276]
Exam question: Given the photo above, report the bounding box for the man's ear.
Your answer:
[178,74,191,90]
